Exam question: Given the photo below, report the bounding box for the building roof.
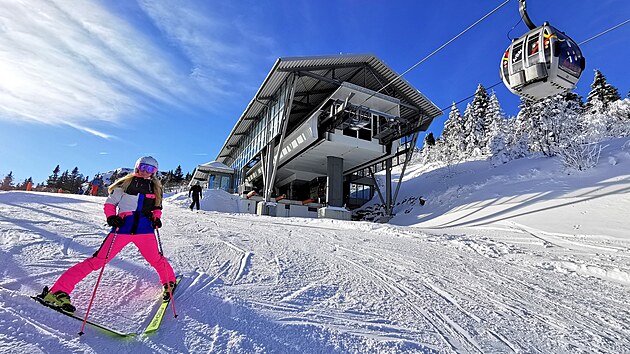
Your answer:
[216,54,442,165]
[196,161,234,173]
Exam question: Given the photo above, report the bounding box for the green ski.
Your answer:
[145,275,182,333]
[32,295,134,337]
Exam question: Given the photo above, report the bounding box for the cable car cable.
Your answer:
[438,81,504,114]
[357,0,513,108]
[578,19,630,46]
[362,5,627,123]
[442,19,630,115]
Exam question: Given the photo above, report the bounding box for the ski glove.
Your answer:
[152,217,162,229]
[107,215,124,228]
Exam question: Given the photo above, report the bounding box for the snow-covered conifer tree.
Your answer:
[484,93,508,162]
[586,69,621,114]
[462,84,489,156]
[536,94,566,156]
[606,98,630,137]
[581,70,622,138]
[551,92,583,150]
[550,92,604,170]
[523,92,583,157]
[418,139,434,165]
[516,97,547,155]
[441,103,466,163]
[505,116,529,160]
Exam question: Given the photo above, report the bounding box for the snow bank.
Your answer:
[361,137,630,243]
[165,188,240,213]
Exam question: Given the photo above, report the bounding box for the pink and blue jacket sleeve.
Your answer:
[103,188,124,218]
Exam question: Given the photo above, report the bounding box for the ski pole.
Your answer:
[79,229,118,336]
[155,227,178,318]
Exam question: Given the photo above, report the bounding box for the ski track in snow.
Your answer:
[0,188,629,353]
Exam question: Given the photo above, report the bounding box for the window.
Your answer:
[527,33,541,65]
[556,33,583,77]
[511,41,524,72]
[220,175,231,192]
[349,183,373,207]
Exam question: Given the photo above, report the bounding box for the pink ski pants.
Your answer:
[50,232,176,294]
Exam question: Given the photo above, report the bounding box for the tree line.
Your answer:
[419,69,629,171]
[1,164,193,193]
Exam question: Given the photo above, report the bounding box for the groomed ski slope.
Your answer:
[1,138,630,353]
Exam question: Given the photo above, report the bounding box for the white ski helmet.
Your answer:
[135,156,159,172]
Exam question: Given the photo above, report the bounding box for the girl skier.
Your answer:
[41,156,177,312]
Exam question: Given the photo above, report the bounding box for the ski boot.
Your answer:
[40,286,76,313]
[162,281,177,301]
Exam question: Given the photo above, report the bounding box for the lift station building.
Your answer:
[211,54,441,219]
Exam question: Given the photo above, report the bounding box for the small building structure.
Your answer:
[190,161,235,193]
[215,54,441,220]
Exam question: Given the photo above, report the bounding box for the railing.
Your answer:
[163,184,189,194]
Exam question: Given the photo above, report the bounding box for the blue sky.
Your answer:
[1,0,628,184]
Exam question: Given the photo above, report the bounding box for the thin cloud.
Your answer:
[137,1,276,96]
[0,0,195,133]
[66,123,116,140]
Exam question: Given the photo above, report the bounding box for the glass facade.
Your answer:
[207,174,233,193]
[228,77,293,191]
[348,183,373,208]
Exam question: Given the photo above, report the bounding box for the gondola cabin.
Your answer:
[500,22,585,101]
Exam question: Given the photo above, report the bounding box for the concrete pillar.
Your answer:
[326,156,344,207]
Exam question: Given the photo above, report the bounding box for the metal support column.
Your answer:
[264,140,275,201]
[267,74,296,201]
[260,150,267,196]
[369,167,386,206]
[392,132,419,208]
[385,158,392,216]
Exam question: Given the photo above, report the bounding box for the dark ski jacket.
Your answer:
[189,185,203,199]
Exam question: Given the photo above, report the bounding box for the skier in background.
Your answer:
[89,175,102,196]
[189,181,203,211]
[39,156,177,312]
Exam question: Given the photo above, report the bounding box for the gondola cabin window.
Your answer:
[556,33,584,77]
[527,33,541,65]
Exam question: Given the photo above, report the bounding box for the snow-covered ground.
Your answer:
[1,138,629,353]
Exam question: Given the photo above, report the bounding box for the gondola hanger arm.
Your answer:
[519,0,537,30]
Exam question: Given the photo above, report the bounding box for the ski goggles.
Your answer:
[138,163,158,174]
